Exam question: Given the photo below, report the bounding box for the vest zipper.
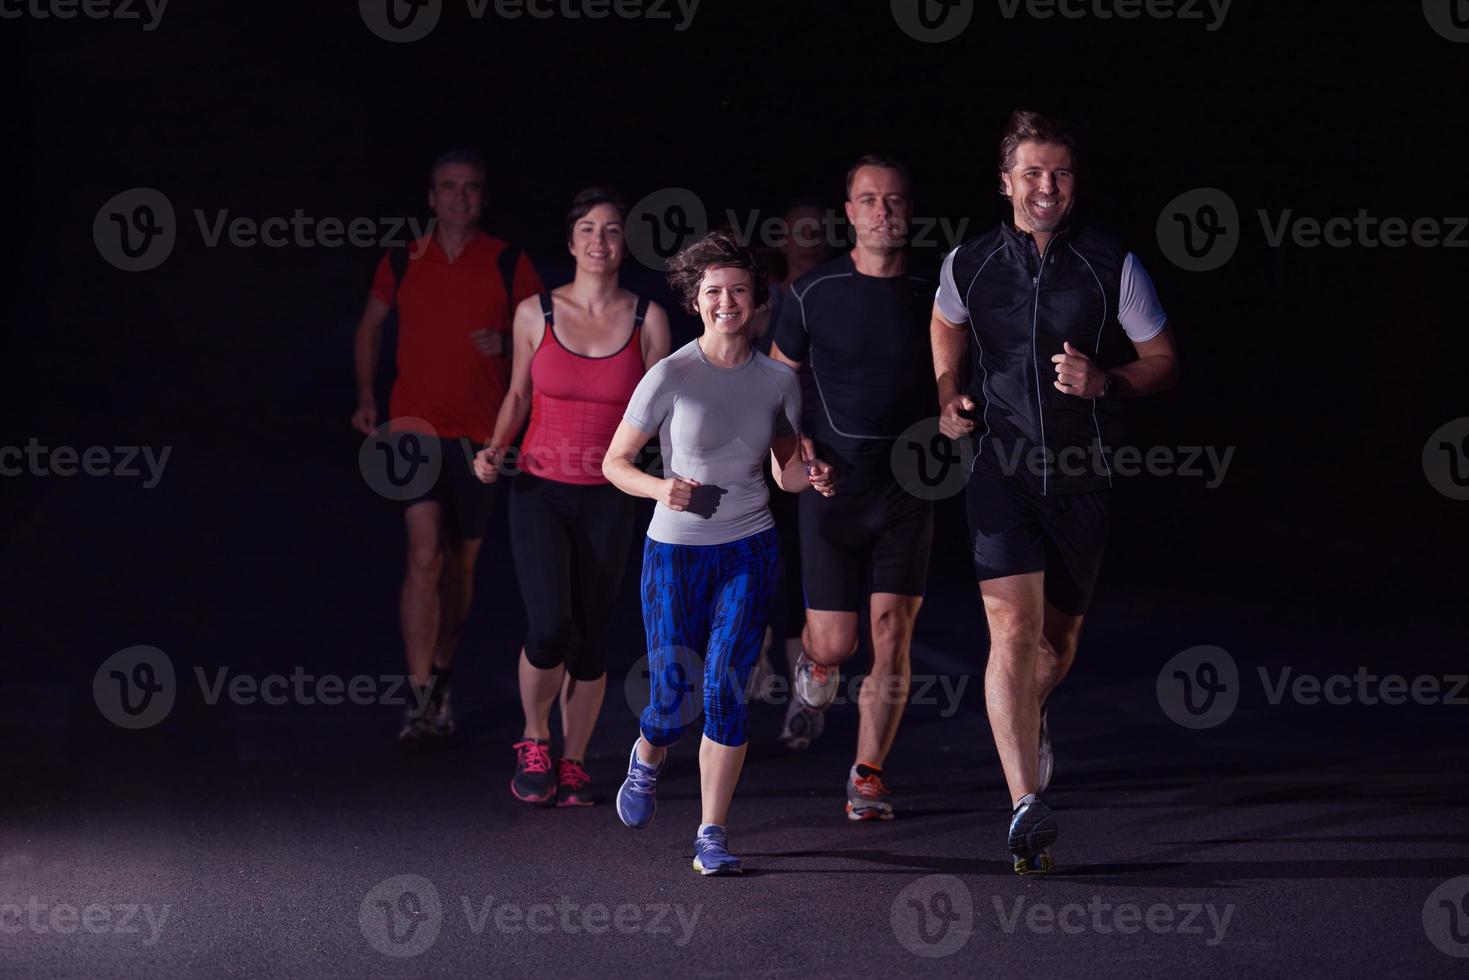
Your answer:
[1030,238,1051,495]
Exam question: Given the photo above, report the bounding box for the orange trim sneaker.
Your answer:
[845,763,895,821]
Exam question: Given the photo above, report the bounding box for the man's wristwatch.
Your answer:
[1101,373,1118,399]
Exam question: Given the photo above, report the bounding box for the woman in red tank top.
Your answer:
[473,188,672,807]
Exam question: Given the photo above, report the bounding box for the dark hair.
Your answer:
[997,110,1081,183]
[563,186,628,243]
[428,148,486,187]
[666,229,769,314]
[844,154,913,200]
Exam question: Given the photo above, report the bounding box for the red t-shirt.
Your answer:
[370,232,543,443]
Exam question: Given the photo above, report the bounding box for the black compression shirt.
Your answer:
[773,254,937,491]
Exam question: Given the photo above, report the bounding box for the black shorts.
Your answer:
[404,437,498,541]
[965,456,1110,616]
[799,481,933,612]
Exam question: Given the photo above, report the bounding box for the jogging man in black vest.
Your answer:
[931,111,1180,873]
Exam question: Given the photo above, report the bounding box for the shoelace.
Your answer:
[513,740,552,774]
[853,774,889,799]
[558,760,589,789]
[625,757,658,794]
[810,662,833,684]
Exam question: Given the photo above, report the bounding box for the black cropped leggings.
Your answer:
[508,472,637,680]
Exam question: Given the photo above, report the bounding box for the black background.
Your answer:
[9,1,1467,723]
[6,3,1469,976]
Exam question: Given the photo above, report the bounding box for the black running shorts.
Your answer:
[798,481,933,612]
[404,437,499,541]
[965,454,1110,616]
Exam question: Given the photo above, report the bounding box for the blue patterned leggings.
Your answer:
[638,528,780,748]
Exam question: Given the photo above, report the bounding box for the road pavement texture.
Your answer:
[2,409,1467,978]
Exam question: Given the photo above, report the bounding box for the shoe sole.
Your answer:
[795,686,838,711]
[845,802,895,822]
[556,795,596,808]
[691,858,742,876]
[510,780,556,805]
[1013,852,1055,876]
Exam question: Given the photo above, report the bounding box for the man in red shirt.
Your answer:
[351,149,543,741]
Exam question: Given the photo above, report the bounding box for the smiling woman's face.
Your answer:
[696,266,755,335]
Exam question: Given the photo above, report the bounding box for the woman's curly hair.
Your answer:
[665,229,769,315]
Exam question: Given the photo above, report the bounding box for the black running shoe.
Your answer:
[511,739,555,804]
[1008,796,1058,876]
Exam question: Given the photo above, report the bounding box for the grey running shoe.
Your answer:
[793,651,838,710]
[429,686,455,737]
[780,698,825,750]
[846,765,895,821]
[396,704,435,742]
[1037,707,1053,793]
[1008,796,1058,876]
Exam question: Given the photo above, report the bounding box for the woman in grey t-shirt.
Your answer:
[602,230,835,875]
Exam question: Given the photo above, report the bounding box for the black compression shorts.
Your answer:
[798,481,933,612]
[965,454,1110,616]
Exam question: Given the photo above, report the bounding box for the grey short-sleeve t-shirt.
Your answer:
[624,339,802,546]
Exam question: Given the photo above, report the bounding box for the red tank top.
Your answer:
[520,292,649,485]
